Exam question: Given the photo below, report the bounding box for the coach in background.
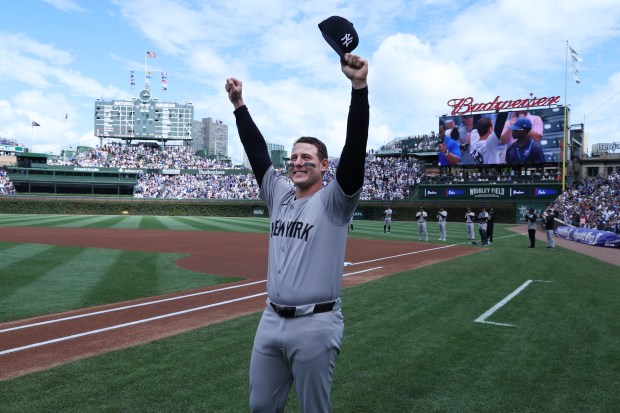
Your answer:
[416,206,428,241]
[524,208,538,248]
[542,205,557,249]
[437,206,447,241]
[465,207,476,243]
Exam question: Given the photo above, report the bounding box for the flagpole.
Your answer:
[562,41,568,192]
[144,50,147,90]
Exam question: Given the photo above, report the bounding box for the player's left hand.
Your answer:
[341,53,368,89]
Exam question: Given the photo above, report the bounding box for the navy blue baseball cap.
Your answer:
[318,16,359,59]
[509,117,532,131]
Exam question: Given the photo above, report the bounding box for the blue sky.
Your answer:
[1,0,620,164]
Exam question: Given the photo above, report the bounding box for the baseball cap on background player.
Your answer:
[509,117,532,131]
[318,16,359,59]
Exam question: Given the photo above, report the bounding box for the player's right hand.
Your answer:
[225,77,244,109]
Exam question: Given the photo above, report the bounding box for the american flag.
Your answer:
[146,51,157,58]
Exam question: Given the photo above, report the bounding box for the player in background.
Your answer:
[437,207,448,241]
[226,52,369,412]
[487,208,496,244]
[524,208,538,248]
[416,206,428,241]
[465,207,476,243]
[478,206,490,246]
[383,205,393,234]
[542,204,557,249]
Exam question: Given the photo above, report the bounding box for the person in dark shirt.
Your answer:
[505,117,545,164]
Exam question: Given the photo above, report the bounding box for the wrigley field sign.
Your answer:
[419,184,562,200]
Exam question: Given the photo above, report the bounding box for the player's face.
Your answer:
[289,143,328,191]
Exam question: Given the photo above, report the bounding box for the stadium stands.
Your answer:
[549,172,619,232]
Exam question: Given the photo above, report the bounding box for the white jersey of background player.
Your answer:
[469,112,508,165]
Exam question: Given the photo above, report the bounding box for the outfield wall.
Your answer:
[0,196,519,224]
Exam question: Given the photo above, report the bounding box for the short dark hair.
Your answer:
[293,136,328,161]
[476,117,493,136]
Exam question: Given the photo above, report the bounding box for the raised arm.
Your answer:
[336,53,370,196]
[226,77,272,187]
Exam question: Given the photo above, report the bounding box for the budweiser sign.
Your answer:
[447,94,561,116]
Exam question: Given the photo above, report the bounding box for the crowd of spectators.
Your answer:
[48,142,235,170]
[359,155,420,200]
[379,134,437,153]
[133,172,261,199]
[0,169,16,195]
[549,172,619,233]
[133,155,420,200]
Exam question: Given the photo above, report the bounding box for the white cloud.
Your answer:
[42,0,87,13]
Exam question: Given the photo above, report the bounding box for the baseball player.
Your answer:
[383,205,393,233]
[543,204,557,249]
[465,207,476,242]
[226,52,369,412]
[487,208,496,244]
[524,208,538,248]
[416,206,428,241]
[437,207,448,241]
[478,206,490,246]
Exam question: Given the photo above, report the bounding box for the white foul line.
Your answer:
[0,280,267,333]
[0,266,382,355]
[475,279,549,327]
[349,244,456,266]
[0,293,266,356]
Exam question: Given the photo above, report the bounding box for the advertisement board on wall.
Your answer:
[420,184,561,200]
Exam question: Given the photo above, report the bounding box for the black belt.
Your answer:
[270,301,335,318]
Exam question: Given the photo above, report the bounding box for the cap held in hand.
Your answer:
[318,16,359,59]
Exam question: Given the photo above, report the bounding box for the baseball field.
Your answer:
[0,214,618,412]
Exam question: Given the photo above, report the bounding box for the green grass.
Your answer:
[0,214,618,412]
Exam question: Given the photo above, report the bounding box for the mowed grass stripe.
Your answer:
[0,214,94,227]
[174,216,267,233]
[0,248,123,321]
[149,216,201,231]
[110,215,143,229]
[54,215,130,228]
[0,242,242,323]
[0,245,85,321]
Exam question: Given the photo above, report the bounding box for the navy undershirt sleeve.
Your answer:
[233,105,272,187]
[336,87,370,196]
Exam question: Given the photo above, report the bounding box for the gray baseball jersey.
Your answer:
[261,165,360,306]
[383,208,393,224]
